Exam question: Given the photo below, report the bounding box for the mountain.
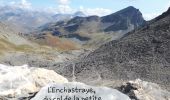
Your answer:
[0,6,55,32]
[0,20,86,68]
[0,6,86,33]
[33,6,145,49]
[73,11,86,17]
[0,21,35,54]
[39,6,145,36]
[61,7,170,90]
[52,11,86,22]
[101,6,145,32]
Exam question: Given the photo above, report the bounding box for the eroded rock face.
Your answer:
[31,82,130,100]
[118,79,170,100]
[0,64,68,98]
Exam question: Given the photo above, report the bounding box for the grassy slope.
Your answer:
[0,38,33,54]
[33,33,81,51]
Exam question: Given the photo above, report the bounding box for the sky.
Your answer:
[0,0,170,20]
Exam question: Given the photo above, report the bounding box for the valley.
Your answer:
[0,2,169,100]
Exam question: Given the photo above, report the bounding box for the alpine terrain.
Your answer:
[0,3,169,100]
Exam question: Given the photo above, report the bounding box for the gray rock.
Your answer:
[61,7,170,91]
[117,79,170,100]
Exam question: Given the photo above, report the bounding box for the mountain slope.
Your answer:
[39,6,145,36]
[0,6,54,32]
[0,22,34,54]
[33,6,145,49]
[63,7,170,90]
[101,6,145,32]
[52,11,86,22]
[0,21,84,67]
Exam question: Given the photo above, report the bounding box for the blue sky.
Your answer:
[0,0,170,20]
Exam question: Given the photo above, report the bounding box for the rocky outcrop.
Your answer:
[32,82,130,100]
[0,64,68,99]
[118,79,170,100]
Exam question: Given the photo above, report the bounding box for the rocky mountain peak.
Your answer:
[73,11,86,17]
[101,6,145,32]
[101,6,142,22]
[116,6,139,15]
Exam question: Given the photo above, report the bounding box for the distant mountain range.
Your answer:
[52,11,86,22]
[0,5,145,35]
[0,6,86,33]
[0,6,147,50]
[0,6,53,32]
[32,6,145,48]
[39,6,145,35]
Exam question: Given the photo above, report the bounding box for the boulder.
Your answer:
[0,64,68,98]
[118,79,170,100]
[32,82,130,100]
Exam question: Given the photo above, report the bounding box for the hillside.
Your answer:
[0,22,34,54]
[39,6,145,35]
[31,6,145,49]
[61,7,170,90]
[0,21,83,67]
[0,6,54,32]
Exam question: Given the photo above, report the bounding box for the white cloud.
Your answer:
[57,5,73,13]
[21,0,31,9]
[79,6,112,16]
[43,5,74,14]
[52,0,73,14]
[59,0,70,5]
[46,1,112,15]
[55,0,112,16]
[0,0,4,6]
[9,0,32,9]
[1,0,112,15]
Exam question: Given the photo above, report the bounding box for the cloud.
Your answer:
[9,0,32,9]
[79,6,112,16]
[57,5,73,13]
[55,0,112,15]
[21,0,31,8]
[52,0,73,14]
[43,5,74,14]
[0,0,4,6]
[59,0,70,5]
[1,0,112,15]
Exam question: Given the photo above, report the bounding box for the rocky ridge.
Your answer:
[39,6,145,36]
[59,7,170,91]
